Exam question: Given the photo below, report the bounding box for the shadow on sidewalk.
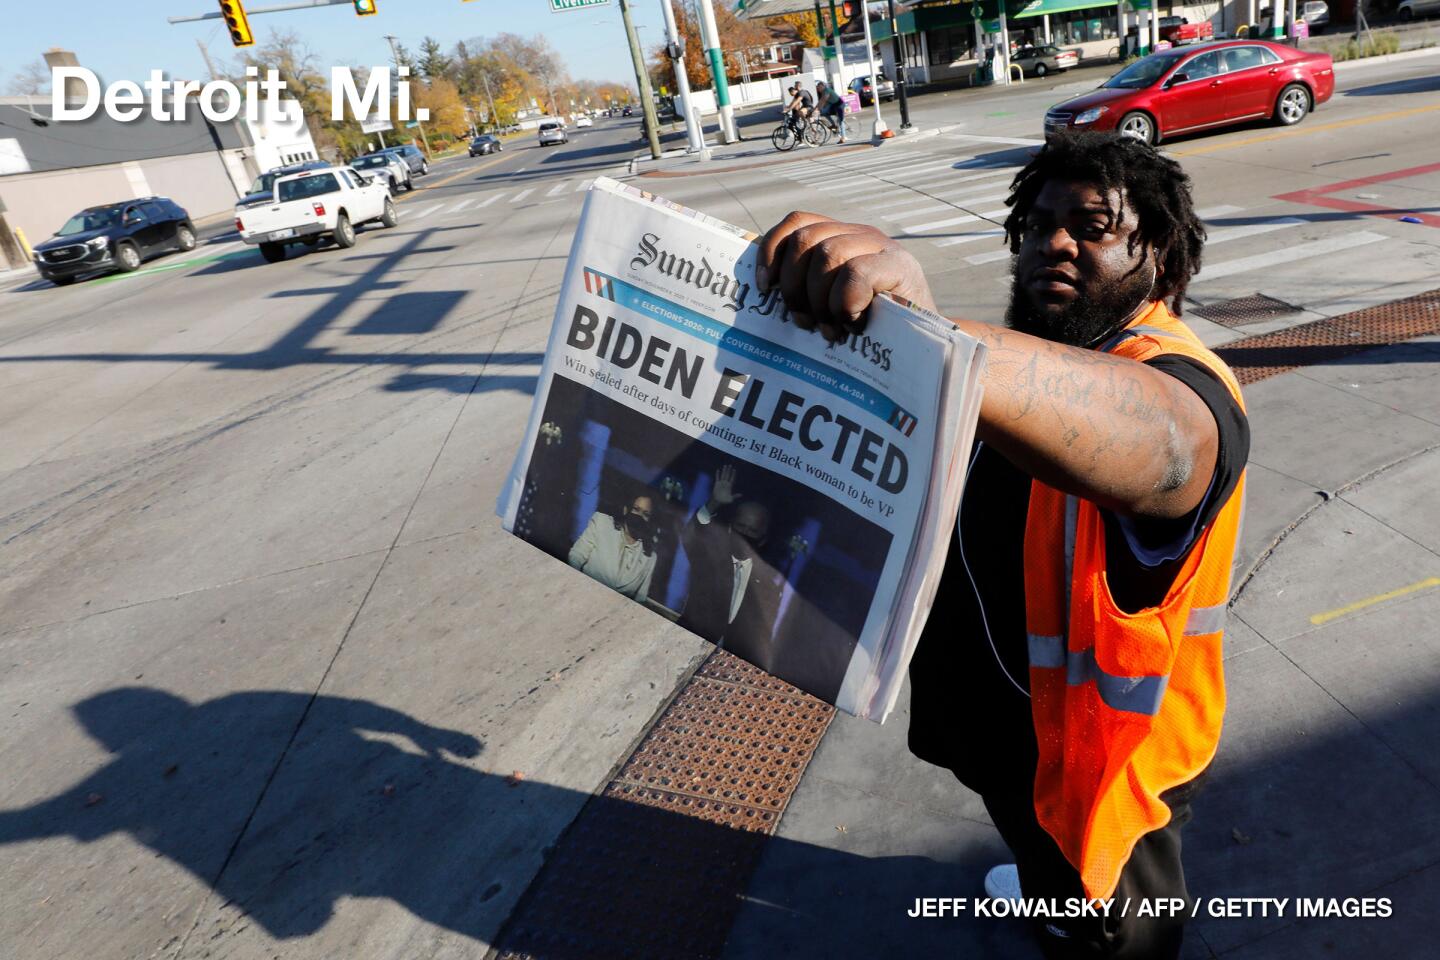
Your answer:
[4,670,1438,957]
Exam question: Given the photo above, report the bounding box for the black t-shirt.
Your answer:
[907,355,1250,794]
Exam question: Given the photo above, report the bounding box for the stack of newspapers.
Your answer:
[498,178,986,722]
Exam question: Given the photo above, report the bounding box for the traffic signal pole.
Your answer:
[886,0,912,130]
[619,0,662,160]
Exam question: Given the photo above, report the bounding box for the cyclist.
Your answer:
[783,83,815,136]
[814,80,847,144]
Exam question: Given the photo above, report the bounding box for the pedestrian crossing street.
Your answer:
[762,134,1407,305]
[397,177,595,223]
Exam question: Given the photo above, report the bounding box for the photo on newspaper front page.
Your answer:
[499,178,985,721]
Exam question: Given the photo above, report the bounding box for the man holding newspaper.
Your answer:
[758,133,1249,960]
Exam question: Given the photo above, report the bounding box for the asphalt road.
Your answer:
[1,52,1438,958]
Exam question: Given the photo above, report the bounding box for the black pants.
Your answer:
[978,776,1199,960]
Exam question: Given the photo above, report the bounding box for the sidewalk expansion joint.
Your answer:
[491,650,833,960]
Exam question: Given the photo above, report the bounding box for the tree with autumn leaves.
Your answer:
[647,5,817,93]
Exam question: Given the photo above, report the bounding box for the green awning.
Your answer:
[1012,0,1119,18]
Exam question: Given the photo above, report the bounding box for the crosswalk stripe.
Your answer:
[411,202,445,219]
[1196,230,1386,281]
[511,187,535,203]
[449,198,476,214]
[1205,218,1306,245]
[964,248,1013,266]
[576,179,595,192]
[476,193,503,208]
[933,229,1007,248]
[883,204,958,221]
[905,207,1009,234]
[905,213,982,232]
[944,134,1046,146]
[1197,204,1245,220]
[546,181,570,197]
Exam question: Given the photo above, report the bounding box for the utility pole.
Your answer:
[479,68,500,132]
[886,0,911,130]
[696,0,737,143]
[384,33,431,156]
[659,0,708,158]
[620,0,662,159]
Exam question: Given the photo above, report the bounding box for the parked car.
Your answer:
[1398,0,1440,20]
[236,161,330,210]
[1302,0,1331,30]
[538,120,568,146]
[349,151,413,193]
[32,197,197,285]
[381,144,429,176]
[848,72,896,105]
[575,115,593,128]
[1157,15,1215,44]
[1011,45,1080,77]
[469,134,503,156]
[235,166,396,263]
[1043,40,1334,145]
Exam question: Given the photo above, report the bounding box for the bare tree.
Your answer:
[7,60,51,97]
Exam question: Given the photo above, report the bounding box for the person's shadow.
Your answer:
[0,687,515,941]
[0,686,1017,958]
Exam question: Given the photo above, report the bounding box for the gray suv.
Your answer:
[382,144,429,176]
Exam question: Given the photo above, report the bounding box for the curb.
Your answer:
[1331,44,1440,71]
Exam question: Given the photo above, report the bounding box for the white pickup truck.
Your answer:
[235,165,397,263]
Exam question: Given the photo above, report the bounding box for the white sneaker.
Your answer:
[983,863,1023,904]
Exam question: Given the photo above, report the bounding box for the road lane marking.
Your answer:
[92,245,251,284]
[510,187,535,203]
[1197,204,1246,220]
[546,181,570,197]
[1310,576,1440,626]
[411,202,446,219]
[450,198,477,214]
[1205,218,1307,245]
[477,194,503,207]
[904,208,1009,233]
[932,229,1007,248]
[1170,103,1440,157]
[964,248,1014,266]
[882,204,958,221]
[944,134,1045,146]
[395,151,506,202]
[1196,230,1386,280]
[576,179,594,191]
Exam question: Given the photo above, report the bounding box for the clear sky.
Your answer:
[3,0,669,91]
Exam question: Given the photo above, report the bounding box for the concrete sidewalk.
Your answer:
[724,306,1440,959]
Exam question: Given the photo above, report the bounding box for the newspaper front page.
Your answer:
[499,178,985,721]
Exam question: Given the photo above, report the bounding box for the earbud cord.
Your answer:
[957,443,1031,699]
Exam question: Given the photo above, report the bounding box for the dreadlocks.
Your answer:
[1002,132,1206,315]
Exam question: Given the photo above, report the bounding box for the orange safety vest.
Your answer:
[1023,301,1246,901]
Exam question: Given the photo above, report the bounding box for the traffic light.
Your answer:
[218,1,254,47]
[353,0,378,15]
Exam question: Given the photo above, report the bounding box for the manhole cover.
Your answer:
[1194,294,1301,328]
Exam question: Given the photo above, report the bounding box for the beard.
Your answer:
[1005,256,1156,348]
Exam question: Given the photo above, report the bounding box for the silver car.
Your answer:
[538,120,568,146]
[350,152,412,194]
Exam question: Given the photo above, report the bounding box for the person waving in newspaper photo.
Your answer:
[756,132,1249,960]
[678,464,784,673]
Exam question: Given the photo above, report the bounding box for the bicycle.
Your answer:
[770,111,831,152]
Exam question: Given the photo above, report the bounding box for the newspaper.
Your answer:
[498,177,985,721]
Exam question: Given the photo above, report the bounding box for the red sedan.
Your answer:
[1043,40,1334,144]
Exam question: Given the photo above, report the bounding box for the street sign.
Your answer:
[360,114,393,134]
[548,0,611,11]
